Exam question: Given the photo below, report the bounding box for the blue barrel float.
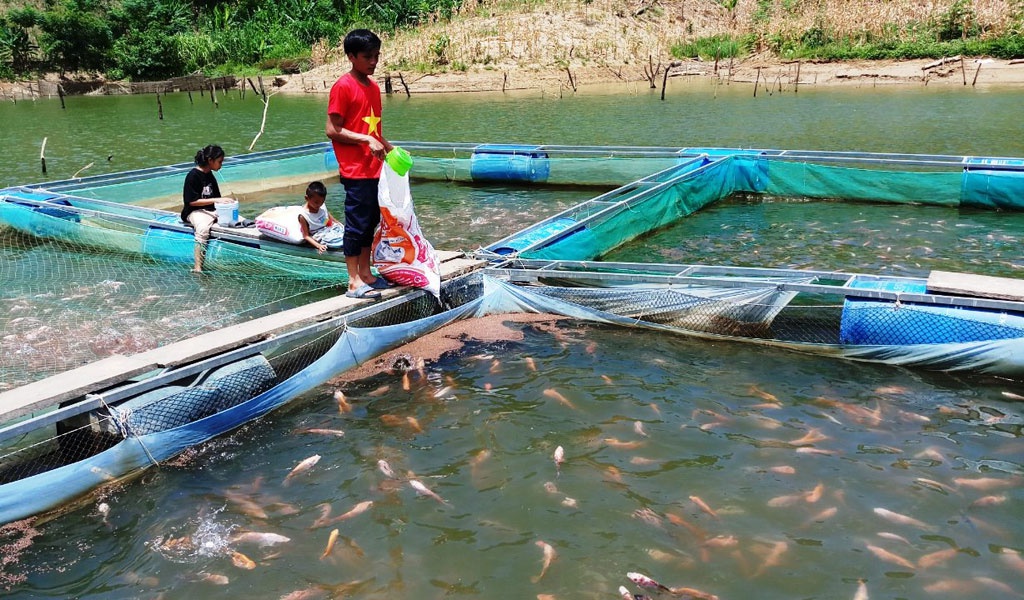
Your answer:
[839,278,1024,345]
[470,144,550,183]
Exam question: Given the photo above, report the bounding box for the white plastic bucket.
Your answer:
[214,199,239,226]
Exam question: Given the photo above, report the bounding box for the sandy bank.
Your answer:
[275,56,1024,96]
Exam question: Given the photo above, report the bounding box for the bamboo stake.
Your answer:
[961,55,966,85]
[398,72,410,97]
[57,84,65,109]
[249,93,272,151]
[156,93,163,120]
[40,137,47,174]
[210,81,218,108]
[660,65,669,100]
[795,61,800,93]
[972,63,982,86]
[72,162,93,178]
[753,67,761,97]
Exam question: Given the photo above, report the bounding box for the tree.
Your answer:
[108,0,192,79]
[36,0,113,73]
[0,10,39,77]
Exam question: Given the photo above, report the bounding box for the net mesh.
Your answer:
[0,273,481,487]
[5,145,1024,495]
[0,219,349,390]
[521,278,1024,349]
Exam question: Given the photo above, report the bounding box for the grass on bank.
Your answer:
[2,0,1023,81]
[672,0,1024,61]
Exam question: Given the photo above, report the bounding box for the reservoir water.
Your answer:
[1,80,1022,599]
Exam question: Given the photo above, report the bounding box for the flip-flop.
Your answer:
[345,284,381,300]
[368,277,393,290]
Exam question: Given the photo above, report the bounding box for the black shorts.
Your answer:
[339,177,380,256]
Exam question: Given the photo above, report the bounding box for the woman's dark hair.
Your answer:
[343,29,381,55]
[306,181,328,198]
[194,145,225,167]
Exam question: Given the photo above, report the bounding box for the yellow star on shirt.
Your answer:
[363,108,381,136]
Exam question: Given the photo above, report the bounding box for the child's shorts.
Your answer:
[340,178,380,257]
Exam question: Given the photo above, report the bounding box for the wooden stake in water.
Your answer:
[249,93,271,151]
[57,84,65,109]
[72,162,93,178]
[40,137,47,174]
[156,93,163,120]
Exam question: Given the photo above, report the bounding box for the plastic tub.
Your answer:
[214,199,239,225]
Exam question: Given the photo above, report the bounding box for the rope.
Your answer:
[99,395,161,468]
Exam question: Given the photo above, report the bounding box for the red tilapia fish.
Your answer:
[409,479,449,504]
[377,459,397,479]
[531,540,556,583]
[626,572,719,600]
[283,454,321,486]
[229,531,291,547]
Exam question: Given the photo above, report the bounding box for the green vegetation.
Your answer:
[0,0,463,80]
[2,0,1023,82]
[673,33,755,60]
[675,0,1024,62]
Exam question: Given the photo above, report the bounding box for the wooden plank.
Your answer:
[0,355,159,423]
[144,294,367,368]
[0,249,488,423]
[441,256,489,279]
[927,270,1024,302]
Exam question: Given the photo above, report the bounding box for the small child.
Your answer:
[297,181,343,254]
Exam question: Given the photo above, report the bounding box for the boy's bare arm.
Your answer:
[326,114,388,159]
[298,215,326,254]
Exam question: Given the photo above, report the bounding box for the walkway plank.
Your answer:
[927,270,1024,302]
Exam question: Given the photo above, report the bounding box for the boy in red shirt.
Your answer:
[326,29,394,299]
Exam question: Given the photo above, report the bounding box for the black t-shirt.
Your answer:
[181,168,221,221]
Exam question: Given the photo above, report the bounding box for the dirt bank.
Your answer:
[277,0,1024,95]
[275,55,1024,96]
[4,0,1023,99]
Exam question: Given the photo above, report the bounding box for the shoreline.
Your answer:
[275,57,1024,95]
[3,57,1023,101]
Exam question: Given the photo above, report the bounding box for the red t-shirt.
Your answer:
[327,73,383,179]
